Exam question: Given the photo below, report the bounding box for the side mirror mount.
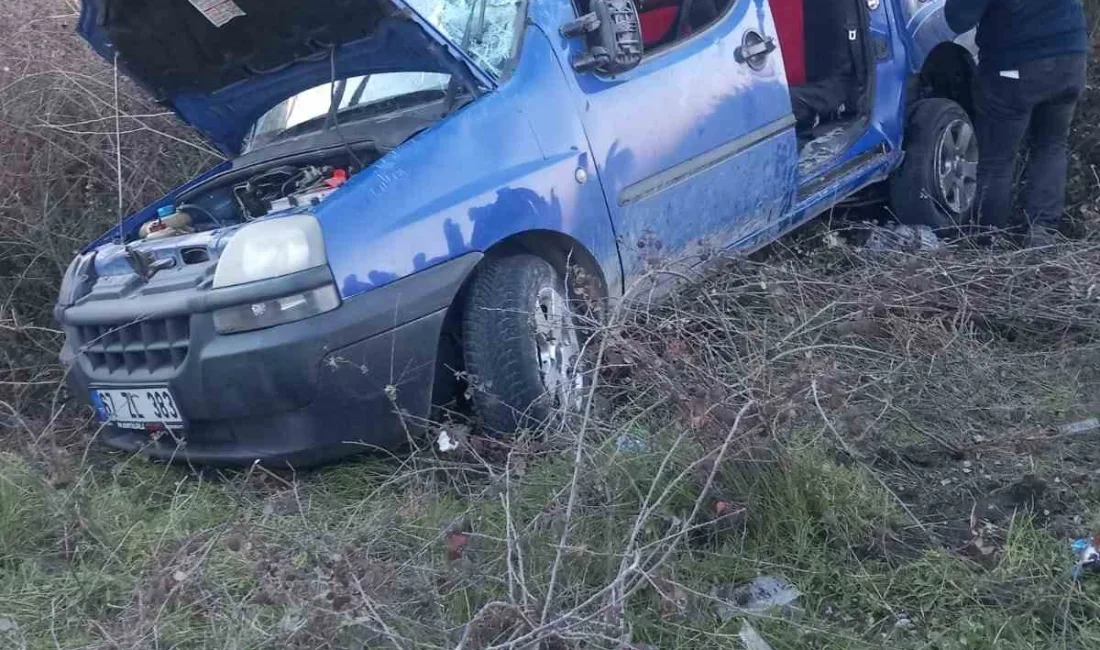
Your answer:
[560,0,643,76]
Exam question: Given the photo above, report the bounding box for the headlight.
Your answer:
[58,252,97,306]
[213,214,326,288]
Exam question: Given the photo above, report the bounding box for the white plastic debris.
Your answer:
[1072,536,1100,579]
[1057,418,1100,436]
[864,224,944,252]
[739,620,776,650]
[437,429,459,453]
[714,576,802,621]
[823,231,844,248]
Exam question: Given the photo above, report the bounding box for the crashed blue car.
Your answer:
[58,0,980,465]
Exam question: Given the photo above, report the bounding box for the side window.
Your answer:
[575,0,737,54]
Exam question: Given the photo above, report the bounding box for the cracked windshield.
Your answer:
[409,0,520,74]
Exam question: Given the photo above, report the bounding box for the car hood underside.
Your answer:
[79,0,490,154]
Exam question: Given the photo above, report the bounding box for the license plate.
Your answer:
[90,387,184,429]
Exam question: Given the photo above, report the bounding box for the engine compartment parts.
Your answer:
[232,165,350,219]
[131,160,357,244]
[139,205,194,240]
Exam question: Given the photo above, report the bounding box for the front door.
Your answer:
[566,0,798,281]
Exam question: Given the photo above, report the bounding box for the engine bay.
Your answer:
[231,164,350,219]
[133,150,368,242]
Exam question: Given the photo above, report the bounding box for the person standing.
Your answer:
[945,0,1089,244]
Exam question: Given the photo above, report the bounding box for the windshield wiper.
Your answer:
[347,75,371,107]
[324,78,347,130]
[325,48,366,169]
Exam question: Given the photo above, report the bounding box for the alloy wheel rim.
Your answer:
[935,118,979,214]
[533,286,584,412]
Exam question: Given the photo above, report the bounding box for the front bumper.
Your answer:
[57,254,481,467]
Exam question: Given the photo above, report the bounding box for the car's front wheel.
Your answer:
[462,254,585,434]
[889,98,979,229]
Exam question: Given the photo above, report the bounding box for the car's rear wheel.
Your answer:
[462,254,585,434]
[889,98,979,229]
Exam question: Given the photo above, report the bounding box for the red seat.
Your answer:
[771,0,806,86]
[640,5,680,47]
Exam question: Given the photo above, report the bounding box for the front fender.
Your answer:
[316,23,620,301]
[895,0,978,71]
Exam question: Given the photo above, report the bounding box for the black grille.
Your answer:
[77,316,190,374]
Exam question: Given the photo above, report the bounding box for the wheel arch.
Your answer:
[484,230,610,300]
[431,230,610,408]
[911,42,977,116]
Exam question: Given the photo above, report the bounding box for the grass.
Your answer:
[2,415,1099,649]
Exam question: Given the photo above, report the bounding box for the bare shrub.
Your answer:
[0,0,215,421]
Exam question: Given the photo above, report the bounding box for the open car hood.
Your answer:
[79,0,494,155]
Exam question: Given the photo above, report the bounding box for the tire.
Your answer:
[889,98,979,230]
[463,254,584,434]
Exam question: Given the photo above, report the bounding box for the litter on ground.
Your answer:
[1057,418,1100,436]
[1071,534,1100,579]
[713,576,802,621]
[864,224,944,252]
[739,620,776,650]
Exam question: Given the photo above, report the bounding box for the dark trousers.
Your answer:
[974,54,1087,230]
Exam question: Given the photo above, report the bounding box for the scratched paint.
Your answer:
[557,0,799,279]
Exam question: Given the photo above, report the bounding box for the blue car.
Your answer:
[58,0,979,465]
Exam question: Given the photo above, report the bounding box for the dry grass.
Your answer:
[0,0,213,429]
[4,2,1100,649]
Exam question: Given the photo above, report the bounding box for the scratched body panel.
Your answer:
[79,0,977,307]
[556,0,800,278]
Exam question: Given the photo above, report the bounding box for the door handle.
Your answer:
[735,31,777,70]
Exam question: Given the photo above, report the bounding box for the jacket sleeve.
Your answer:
[944,0,992,34]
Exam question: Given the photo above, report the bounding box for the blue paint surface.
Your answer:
[560,0,800,276]
[896,0,979,70]
[77,1,493,155]
[318,23,621,298]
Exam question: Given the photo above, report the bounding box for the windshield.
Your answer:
[408,0,522,75]
[243,72,451,152]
